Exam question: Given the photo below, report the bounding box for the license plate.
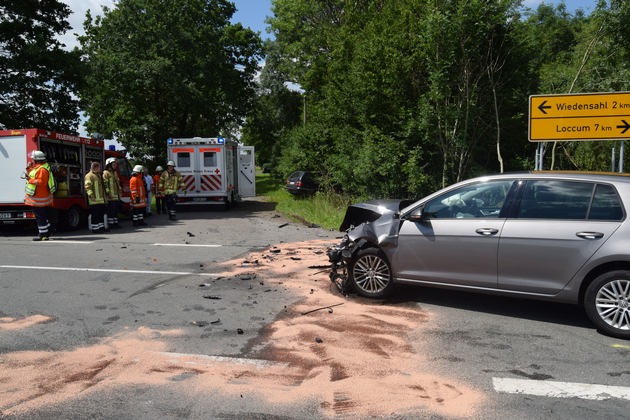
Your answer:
[0,212,12,219]
[193,197,206,202]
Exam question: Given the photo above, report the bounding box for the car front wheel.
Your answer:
[348,248,394,298]
[584,270,630,339]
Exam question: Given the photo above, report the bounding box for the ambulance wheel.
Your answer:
[61,206,84,230]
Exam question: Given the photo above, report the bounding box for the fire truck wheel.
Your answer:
[61,206,84,231]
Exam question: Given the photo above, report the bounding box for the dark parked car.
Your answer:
[328,172,630,339]
[285,171,319,196]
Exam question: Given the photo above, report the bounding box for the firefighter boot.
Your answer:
[32,235,49,241]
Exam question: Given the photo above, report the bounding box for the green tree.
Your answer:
[240,39,303,169]
[79,0,263,160]
[0,0,82,132]
[268,0,528,196]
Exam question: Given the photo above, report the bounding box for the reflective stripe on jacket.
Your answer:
[85,171,107,205]
[159,170,184,195]
[130,174,147,208]
[103,168,122,200]
[24,163,53,207]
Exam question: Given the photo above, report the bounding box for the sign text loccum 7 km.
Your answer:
[529,92,630,142]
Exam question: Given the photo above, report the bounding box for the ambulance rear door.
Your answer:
[238,146,256,197]
[170,146,196,195]
[197,143,226,199]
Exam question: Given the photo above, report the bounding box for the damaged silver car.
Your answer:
[328,172,630,339]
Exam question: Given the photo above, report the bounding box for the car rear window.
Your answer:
[589,184,624,220]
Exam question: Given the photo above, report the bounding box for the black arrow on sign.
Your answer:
[538,100,551,114]
[618,120,630,134]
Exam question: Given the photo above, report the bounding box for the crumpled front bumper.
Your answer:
[327,235,364,293]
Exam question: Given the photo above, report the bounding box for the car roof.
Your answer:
[470,171,630,184]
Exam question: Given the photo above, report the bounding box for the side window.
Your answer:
[589,184,624,220]
[203,152,217,167]
[517,180,593,219]
[117,158,131,177]
[177,152,191,168]
[423,180,513,219]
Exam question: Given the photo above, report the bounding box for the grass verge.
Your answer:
[257,171,349,231]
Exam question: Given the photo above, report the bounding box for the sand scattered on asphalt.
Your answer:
[0,315,53,331]
[0,240,484,418]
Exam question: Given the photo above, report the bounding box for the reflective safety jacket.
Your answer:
[24,163,54,207]
[153,173,164,197]
[85,171,107,205]
[130,173,147,208]
[103,168,122,201]
[159,170,184,195]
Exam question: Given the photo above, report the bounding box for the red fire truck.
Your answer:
[0,128,131,230]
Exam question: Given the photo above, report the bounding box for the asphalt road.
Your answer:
[1,198,629,419]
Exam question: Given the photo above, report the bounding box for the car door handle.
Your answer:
[576,231,605,239]
[476,228,499,236]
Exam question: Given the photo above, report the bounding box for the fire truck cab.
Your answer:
[166,137,255,207]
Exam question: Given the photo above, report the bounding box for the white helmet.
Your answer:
[105,157,117,166]
[132,165,143,174]
[155,166,164,171]
[31,151,46,161]
[166,160,176,167]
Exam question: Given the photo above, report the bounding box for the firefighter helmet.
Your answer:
[31,151,46,161]
[105,157,117,166]
[166,160,175,167]
[155,166,163,171]
[132,165,143,174]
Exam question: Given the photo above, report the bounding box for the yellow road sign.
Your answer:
[529,92,630,141]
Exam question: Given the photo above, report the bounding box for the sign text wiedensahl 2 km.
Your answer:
[529,92,630,142]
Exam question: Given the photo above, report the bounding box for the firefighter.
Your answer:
[24,150,55,241]
[159,160,184,221]
[130,165,148,226]
[103,157,123,229]
[153,166,167,214]
[85,161,109,233]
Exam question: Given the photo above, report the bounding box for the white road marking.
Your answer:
[162,352,288,368]
[0,265,221,277]
[493,377,630,401]
[34,240,96,244]
[153,243,222,247]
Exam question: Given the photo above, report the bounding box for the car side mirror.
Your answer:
[407,208,424,222]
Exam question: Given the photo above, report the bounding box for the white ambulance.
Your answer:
[166,137,255,207]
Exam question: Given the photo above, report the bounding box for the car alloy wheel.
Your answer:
[585,270,630,339]
[349,248,393,298]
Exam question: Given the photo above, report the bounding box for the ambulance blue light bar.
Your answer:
[167,138,173,144]
[218,137,225,144]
